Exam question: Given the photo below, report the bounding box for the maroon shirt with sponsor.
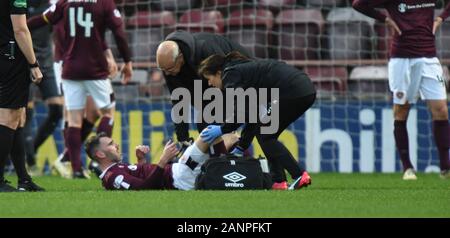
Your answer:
[100,163,175,190]
[353,0,450,58]
[41,0,131,80]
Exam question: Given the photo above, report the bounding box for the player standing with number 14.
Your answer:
[35,0,133,178]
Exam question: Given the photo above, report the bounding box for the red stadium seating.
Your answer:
[373,10,392,59]
[227,8,274,58]
[374,22,393,60]
[301,0,348,8]
[258,0,296,10]
[435,9,450,59]
[304,66,348,98]
[274,9,324,60]
[153,0,201,11]
[349,66,389,99]
[176,9,225,34]
[325,8,375,60]
[205,0,246,15]
[126,11,176,62]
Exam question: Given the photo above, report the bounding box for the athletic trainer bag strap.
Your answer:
[195,154,272,190]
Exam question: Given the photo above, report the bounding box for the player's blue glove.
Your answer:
[230,146,244,157]
[200,125,222,144]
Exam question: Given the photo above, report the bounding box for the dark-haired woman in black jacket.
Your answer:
[198,52,316,190]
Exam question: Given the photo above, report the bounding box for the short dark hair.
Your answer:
[85,132,108,162]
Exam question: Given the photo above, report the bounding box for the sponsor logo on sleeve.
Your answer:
[398,3,406,13]
[13,0,27,8]
[128,165,137,171]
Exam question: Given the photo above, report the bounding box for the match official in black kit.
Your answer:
[0,0,44,192]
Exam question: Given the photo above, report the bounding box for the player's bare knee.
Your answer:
[393,104,410,120]
[100,106,115,118]
[222,133,239,150]
[194,137,210,153]
[430,103,449,120]
[45,96,64,105]
[0,108,23,129]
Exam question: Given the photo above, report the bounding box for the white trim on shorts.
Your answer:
[388,57,447,104]
[61,79,115,110]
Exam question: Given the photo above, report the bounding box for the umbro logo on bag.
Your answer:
[223,172,246,188]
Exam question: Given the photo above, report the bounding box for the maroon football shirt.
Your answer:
[353,0,450,58]
[100,163,175,190]
[41,0,131,80]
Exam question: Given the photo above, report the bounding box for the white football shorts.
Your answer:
[171,143,209,191]
[388,57,447,104]
[62,79,115,110]
[53,61,63,95]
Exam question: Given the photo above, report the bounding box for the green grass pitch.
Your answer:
[1,173,449,217]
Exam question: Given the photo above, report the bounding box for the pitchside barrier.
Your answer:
[31,100,449,174]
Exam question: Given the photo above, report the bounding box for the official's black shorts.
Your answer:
[0,56,31,109]
[29,62,60,101]
[29,25,61,101]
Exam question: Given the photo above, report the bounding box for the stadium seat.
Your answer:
[374,22,393,60]
[126,11,176,62]
[435,9,450,59]
[325,8,375,60]
[349,66,389,99]
[105,29,132,61]
[204,0,247,16]
[153,0,201,12]
[175,10,225,34]
[113,84,141,102]
[227,8,274,58]
[258,0,296,12]
[304,66,348,98]
[300,0,348,8]
[373,10,392,59]
[111,69,148,84]
[274,9,324,60]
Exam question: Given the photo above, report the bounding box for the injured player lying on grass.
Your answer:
[84,131,238,190]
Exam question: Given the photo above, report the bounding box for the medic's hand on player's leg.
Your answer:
[200,125,223,144]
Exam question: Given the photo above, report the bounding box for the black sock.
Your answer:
[0,125,15,181]
[24,107,36,166]
[33,104,63,151]
[10,128,31,183]
[81,118,95,142]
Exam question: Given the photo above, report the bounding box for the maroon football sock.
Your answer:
[97,116,113,137]
[394,120,413,171]
[66,127,82,172]
[80,118,95,142]
[433,120,450,170]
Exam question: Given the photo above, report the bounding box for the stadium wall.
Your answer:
[32,101,448,173]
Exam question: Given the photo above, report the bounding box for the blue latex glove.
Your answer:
[230,146,244,157]
[200,125,223,144]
